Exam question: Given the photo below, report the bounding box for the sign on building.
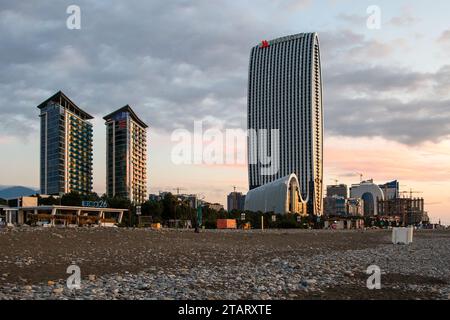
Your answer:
[82,200,107,208]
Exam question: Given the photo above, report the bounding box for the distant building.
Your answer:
[323,195,346,217]
[324,196,364,217]
[245,174,307,215]
[378,180,400,200]
[326,184,348,198]
[350,180,384,216]
[149,194,162,202]
[204,203,224,212]
[227,192,246,212]
[7,196,38,208]
[37,91,93,196]
[377,197,428,226]
[346,198,364,217]
[152,192,200,209]
[178,194,200,209]
[104,105,148,204]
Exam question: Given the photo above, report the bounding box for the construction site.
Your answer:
[323,177,430,228]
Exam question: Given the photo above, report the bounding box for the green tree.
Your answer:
[38,195,60,206]
[61,191,83,206]
[141,200,163,222]
[162,193,178,220]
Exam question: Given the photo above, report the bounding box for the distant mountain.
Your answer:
[0,186,38,199]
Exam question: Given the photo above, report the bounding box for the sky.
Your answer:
[0,0,450,224]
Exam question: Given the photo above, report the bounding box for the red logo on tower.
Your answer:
[260,40,270,48]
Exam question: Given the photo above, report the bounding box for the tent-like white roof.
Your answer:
[244,173,304,214]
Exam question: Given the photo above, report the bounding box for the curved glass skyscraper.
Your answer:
[247,33,323,216]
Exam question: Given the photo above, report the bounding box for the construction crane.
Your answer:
[399,189,423,199]
[165,187,187,195]
[174,187,187,195]
[355,172,364,183]
[231,185,247,193]
[330,178,339,185]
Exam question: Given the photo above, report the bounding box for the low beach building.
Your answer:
[1,201,127,227]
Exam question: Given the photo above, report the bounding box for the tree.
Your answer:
[83,192,101,202]
[61,191,83,206]
[141,200,163,222]
[38,195,60,206]
[162,193,178,220]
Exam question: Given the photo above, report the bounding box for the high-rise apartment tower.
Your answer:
[38,91,93,195]
[104,105,148,204]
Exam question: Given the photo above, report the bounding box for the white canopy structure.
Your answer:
[244,174,306,215]
[350,180,385,216]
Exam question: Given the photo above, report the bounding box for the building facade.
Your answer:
[350,180,385,216]
[346,198,364,217]
[104,105,148,204]
[326,184,348,199]
[378,180,400,200]
[38,91,93,195]
[377,197,428,226]
[324,196,364,217]
[323,195,346,217]
[247,33,324,216]
[227,192,246,212]
[204,203,225,212]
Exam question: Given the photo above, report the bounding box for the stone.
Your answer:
[260,293,271,300]
[305,279,317,286]
[53,288,64,294]
[47,280,56,286]
[88,274,96,281]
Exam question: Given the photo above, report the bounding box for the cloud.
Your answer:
[320,30,450,145]
[325,97,450,145]
[388,8,420,27]
[0,1,450,148]
[438,29,450,43]
[336,13,366,26]
[0,0,270,139]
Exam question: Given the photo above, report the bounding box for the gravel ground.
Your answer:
[0,227,449,300]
